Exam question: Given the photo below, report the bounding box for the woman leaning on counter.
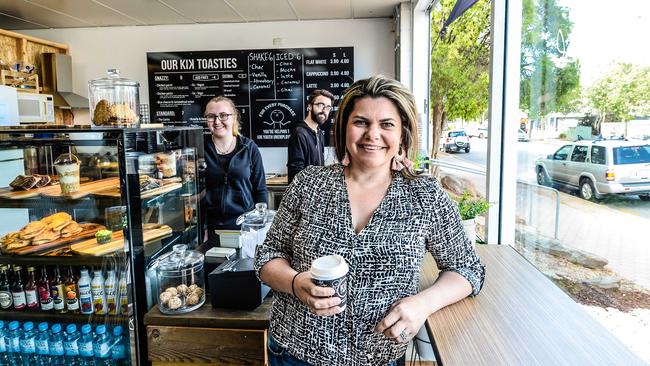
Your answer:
[255,75,485,366]
[202,96,267,242]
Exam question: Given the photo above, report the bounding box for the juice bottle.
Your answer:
[11,265,27,311]
[104,269,117,315]
[24,266,39,310]
[78,268,93,314]
[118,271,129,315]
[0,265,13,310]
[91,269,107,315]
[51,266,66,313]
[37,266,53,311]
[64,266,80,313]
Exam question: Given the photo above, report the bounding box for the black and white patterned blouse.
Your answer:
[254,164,485,366]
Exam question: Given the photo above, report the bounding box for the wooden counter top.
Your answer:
[265,175,288,186]
[144,295,271,330]
[420,245,644,365]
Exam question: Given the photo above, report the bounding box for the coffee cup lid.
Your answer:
[310,254,349,280]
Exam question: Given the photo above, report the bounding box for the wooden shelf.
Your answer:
[0,253,125,267]
[1,70,39,93]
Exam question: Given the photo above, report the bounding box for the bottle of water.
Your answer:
[20,321,37,365]
[92,325,112,366]
[78,324,95,366]
[35,322,50,365]
[0,320,9,365]
[7,320,22,365]
[64,324,81,366]
[111,326,127,366]
[48,324,65,366]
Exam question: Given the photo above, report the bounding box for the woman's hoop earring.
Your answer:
[341,150,350,166]
[391,146,413,171]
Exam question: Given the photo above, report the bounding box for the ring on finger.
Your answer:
[399,329,410,342]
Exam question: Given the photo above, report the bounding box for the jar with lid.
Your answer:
[88,69,140,127]
[236,203,276,259]
[148,244,205,314]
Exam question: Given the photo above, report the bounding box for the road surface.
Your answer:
[438,138,650,218]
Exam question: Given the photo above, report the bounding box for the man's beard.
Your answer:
[311,109,328,125]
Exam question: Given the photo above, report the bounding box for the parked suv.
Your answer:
[441,130,471,153]
[534,139,650,201]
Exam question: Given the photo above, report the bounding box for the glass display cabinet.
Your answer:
[0,125,204,365]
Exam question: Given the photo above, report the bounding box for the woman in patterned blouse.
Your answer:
[255,75,485,366]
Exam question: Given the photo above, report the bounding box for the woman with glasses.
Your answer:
[202,96,267,243]
[287,89,335,183]
[255,76,484,366]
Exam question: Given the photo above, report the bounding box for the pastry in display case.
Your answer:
[88,69,140,127]
[0,125,204,365]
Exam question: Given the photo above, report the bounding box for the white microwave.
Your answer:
[17,92,54,123]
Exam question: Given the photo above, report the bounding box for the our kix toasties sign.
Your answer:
[147,47,354,147]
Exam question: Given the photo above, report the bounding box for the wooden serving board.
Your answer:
[42,177,120,199]
[93,181,183,199]
[0,184,62,199]
[8,223,106,255]
[71,225,173,256]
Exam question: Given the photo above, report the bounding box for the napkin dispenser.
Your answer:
[208,257,271,310]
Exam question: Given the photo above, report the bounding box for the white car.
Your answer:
[441,130,471,153]
[534,139,650,201]
[518,129,529,142]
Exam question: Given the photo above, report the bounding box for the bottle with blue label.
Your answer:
[64,323,80,365]
[7,320,22,365]
[78,269,94,315]
[49,323,65,366]
[20,321,37,365]
[35,322,50,365]
[0,320,9,365]
[112,325,127,366]
[78,324,94,366]
[93,325,112,366]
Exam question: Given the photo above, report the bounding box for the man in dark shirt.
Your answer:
[286,89,334,183]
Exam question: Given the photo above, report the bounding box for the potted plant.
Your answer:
[456,191,490,246]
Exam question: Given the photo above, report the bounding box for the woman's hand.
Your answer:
[293,272,344,317]
[374,294,430,343]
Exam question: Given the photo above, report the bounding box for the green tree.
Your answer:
[520,0,581,125]
[585,63,650,134]
[430,0,491,158]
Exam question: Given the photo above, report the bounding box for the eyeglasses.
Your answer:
[312,102,333,113]
[205,113,233,122]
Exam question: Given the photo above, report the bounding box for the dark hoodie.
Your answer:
[204,134,267,232]
[286,121,325,183]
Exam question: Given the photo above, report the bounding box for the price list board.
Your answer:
[147,47,353,147]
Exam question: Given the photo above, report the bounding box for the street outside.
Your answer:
[437,137,650,289]
[442,137,650,217]
[437,137,650,362]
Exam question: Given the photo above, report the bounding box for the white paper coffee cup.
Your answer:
[310,254,349,308]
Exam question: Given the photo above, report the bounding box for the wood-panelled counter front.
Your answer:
[420,245,644,365]
[144,296,271,365]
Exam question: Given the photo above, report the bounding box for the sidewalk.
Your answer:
[517,184,650,290]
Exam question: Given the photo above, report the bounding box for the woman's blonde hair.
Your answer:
[333,75,419,179]
[205,96,241,137]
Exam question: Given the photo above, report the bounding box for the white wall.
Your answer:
[23,19,395,174]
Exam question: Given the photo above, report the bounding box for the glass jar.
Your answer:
[237,203,276,259]
[88,69,140,127]
[148,244,205,314]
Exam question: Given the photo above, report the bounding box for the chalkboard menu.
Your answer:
[147,47,354,147]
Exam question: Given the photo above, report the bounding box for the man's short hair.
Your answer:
[307,89,334,105]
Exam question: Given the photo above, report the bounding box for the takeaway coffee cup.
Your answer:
[310,254,349,309]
